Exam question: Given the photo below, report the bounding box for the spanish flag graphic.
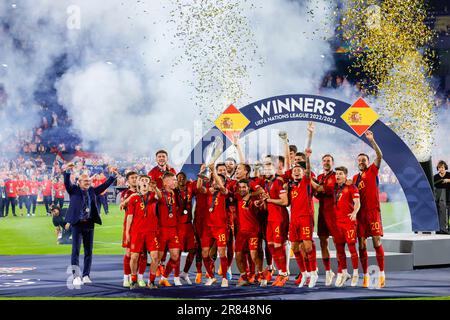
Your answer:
[341,98,379,136]
[214,104,250,142]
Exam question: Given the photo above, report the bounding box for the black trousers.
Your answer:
[18,195,30,214]
[43,196,53,213]
[29,195,38,214]
[54,198,64,209]
[97,195,109,214]
[71,221,95,277]
[0,198,4,217]
[5,197,16,216]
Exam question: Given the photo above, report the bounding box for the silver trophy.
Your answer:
[200,136,224,179]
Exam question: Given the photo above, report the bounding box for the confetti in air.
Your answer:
[341,0,437,162]
[169,0,263,128]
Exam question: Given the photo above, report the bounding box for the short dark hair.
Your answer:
[278,156,285,165]
[216,162,226,170]
[289,145,297,153]
[51,205,61,213]
[156,150,168,157]
[335,166,348,175]
[126,171,138,180]
[322,154,334,162]
[239,163,251,175]
[139,174,151,181]
[176,172,187,179]
[296,152,306,158]
[358,153,370,161]
[162,172,175,180]
[225,157,236,164]
[237,179,249,185]
[437,160,448,171]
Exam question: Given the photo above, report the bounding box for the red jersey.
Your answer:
[28,181,40,196]
[353,163,380,212]
[17,180,29,196]
[5,180,17,197]
[334,184,360,223]
[157,190,178,228]
[263,177,288,222]
[53,182,66,199]
[148,166,177,189]
[193,182,209,221]
[317,171,336,213]
[206,189,228,229]
[42,180,53,197]
[235,194,260,233]
[289,177,313,223]
[176,181,195,224]
[121,188,136,215]
[128,192,159,233]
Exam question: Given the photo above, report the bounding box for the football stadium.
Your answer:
[0,0,450,309]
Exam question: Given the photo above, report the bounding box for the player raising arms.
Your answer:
[156,172,183,287]
[125,175,160,289]
[288,149,318,288]
[353,130,385,288]
[175,172,197,285]
[197,163,230,287]
[234,179,263,286]
[331,167,360,287]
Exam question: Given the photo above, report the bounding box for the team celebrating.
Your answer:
[119,122,386,289]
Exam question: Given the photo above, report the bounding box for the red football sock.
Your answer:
[203,256,214,277]
[359,247,368,273]
[149,272,156,283]
[375,245,385,272]
[336,243,347,272]
[306,244,317,272]
[322,258,331,271]
[184,251,195,273]
[219,256,228,280]
[196,261,202,273]
[348,243,359,270]
[294,251,306,273]
[248,254,255,274]
[273,246,287,273]
[138,252,147,275]
[124,254,131,275]
[304,254,311,272]
[131,274,137,282]
[173,258,181,277]
[163,259,173,278]
[227,240,234,268]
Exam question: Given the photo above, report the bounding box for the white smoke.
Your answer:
[1,0,338,166]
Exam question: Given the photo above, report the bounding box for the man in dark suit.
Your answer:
[63,162,118,286]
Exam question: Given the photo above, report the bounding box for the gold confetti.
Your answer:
[341,0,437,161]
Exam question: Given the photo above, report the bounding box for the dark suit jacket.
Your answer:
[63,171,116,226]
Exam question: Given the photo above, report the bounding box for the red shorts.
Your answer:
[178,223,196,251]
[357,208,383,238]
[159,227,181,250]
[317,211,337,238]
[289,216,314,242]
[201,226,228,248]
[130,231,159,253]
[334,221,357,245]
[266,220,288,245]
[235,230,259,252]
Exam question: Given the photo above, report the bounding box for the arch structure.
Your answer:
[181,94,438,232]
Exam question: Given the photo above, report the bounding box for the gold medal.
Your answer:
[169,213,173,218]
[209,208,213,213]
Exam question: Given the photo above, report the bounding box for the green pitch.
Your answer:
[0,202,411,255]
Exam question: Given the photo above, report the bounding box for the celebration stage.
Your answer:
[1,233,449,300]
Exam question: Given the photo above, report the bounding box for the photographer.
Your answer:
[51,205,71,244]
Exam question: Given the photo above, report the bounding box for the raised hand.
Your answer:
[365,130,374,142]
